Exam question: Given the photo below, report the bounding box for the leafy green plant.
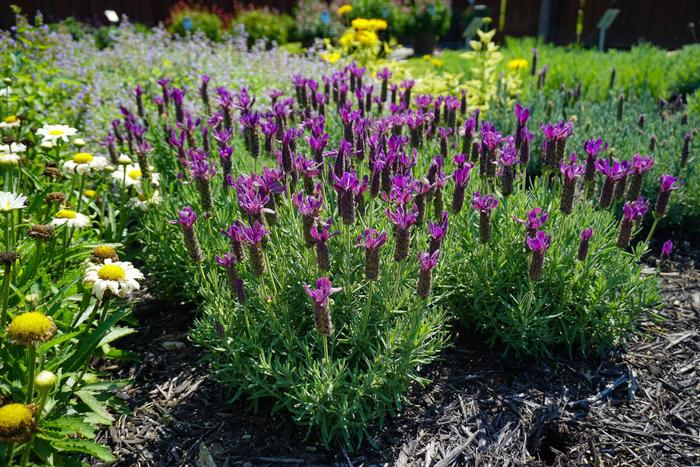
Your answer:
[167,1,227,41]
[232,9,295,48]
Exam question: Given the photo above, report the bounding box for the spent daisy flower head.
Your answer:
[50,209,90,229]
[6,311,57,346]
[112,164,160,187]
[63,152,110,176]
[0,191,27,212]
[83,259,144,299]
[37,124,78,143]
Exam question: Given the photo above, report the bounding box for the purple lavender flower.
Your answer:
[626,154,655,201]
[428,211,449,253]
[216,253,246,304]
[310,218,338,271]
[578,227,593,261]
[333,170,360,225]
[595,158,626,208]
[292,190,323,247]
[451,162,475,213]
[526,231,551,280]
[357,229,388,281]
[241,221,269,276]
[515,208,549,237]
[500,140,518,197]
[416,250,440,299]
[173,207,203,262]
[304,277,341,336]
[223,221,246,260]
[654,175,680,217]
[618,197,649,248]
[661,240,673,260]
[583,138,608,183]
[472,192,499,243]
[387,204,419,262]
[559,155,585,214]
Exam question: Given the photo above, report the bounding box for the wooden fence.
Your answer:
[2,0,700,49]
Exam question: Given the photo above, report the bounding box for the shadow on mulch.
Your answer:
[96,253,700,466]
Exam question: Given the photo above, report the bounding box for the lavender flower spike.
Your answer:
[472,192,499,244]
[304,277,341,336]
[654,175,680,218]
[526,231,551,280]
[172,207,204,262]
[357,229,388,281]
[578,228,593,261]
[416,250,440,299]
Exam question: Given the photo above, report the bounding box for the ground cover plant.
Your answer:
[0,84,147,464]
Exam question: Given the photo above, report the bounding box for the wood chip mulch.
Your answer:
[95,250,699,466]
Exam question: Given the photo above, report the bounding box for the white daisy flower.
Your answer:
[0,87,11,97]
[0,191,27,212]
[129,190,161,211]
[50,209,90,228]
[83,259,144,299]
[0,115,20,129]
[0,153,21,167]
[0,143,27,153]
[36,124,78,143]
[111,164,160,187]
[62,152,110,176]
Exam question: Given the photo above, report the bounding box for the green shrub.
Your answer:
[397,0,452,38]
[441,180,660,357]
[167,1,226,41]
[292,0,345,46]
[346,0,403,37]
[232,9,295,48]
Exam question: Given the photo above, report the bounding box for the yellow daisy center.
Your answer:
[55,209,77,219]
[127,169,142,180]
[4,115,18,124]
[6,312,55,343]
[0,403,33,432]
[97,264,126,281]
[72,152,94,164]
[48,129,65,136]
[92,245,117,259]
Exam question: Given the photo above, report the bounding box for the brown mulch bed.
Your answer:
[97,249,700,466]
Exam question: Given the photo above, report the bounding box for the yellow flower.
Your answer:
[83,189,97,198]
[0,403,36,443]
[355,29,379,46]
[91,245,119,263]
[351,18,371,30]
[321,52,342,64]
[431,58,444,67]
[337,4,353,15]
[507,58,528,71]
[6,312,57,346]
[367,19,388,31]
[339,30,355,48]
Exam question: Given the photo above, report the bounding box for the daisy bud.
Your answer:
[90,245,119,263]
[578,228,593,262]
[34,370,57,391]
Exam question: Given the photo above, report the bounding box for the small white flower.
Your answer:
[37,124,78,143]
[0,191,27,212]
[62,152,110,176]
[0,153,21,166]
[50,209,90,228]
[111,164,160,187]
[83,259,144,299]
[129,190,161,211]
[73,138,87,147]
[0,143,27,153]
[0,115,20,129]
[0,87,11,97]
[40,140,56,150]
